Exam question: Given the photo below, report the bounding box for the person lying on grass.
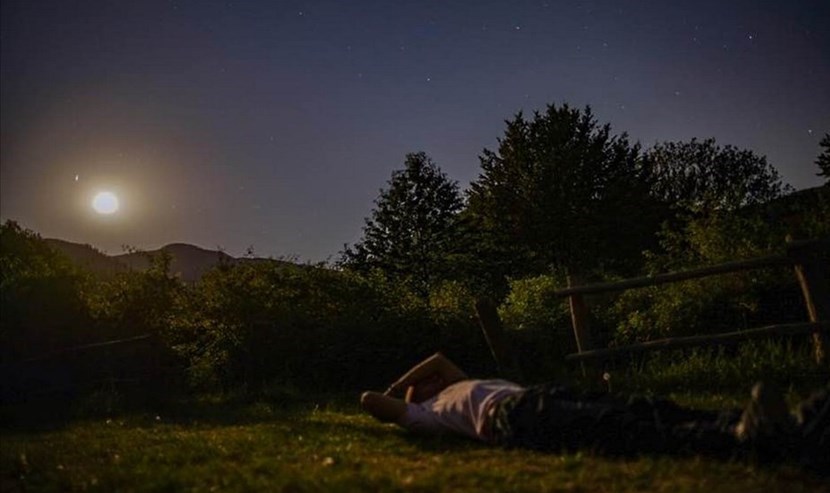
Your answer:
[360,353,828,469]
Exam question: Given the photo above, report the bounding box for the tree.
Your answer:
[647,138,788,214]
[466,103,656,285]
[341,152,464,298]
[0,221,90,360]
[817,133,830,181]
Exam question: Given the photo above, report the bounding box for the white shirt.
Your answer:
[397,379,524,442]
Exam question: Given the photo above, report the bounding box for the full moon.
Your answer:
[92,191,119,214]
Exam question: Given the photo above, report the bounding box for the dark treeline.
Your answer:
[2,104,828,412]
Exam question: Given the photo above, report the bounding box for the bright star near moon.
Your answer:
[92,191,119,214]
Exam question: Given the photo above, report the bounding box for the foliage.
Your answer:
[85,251,182,339]
[170,262,439,392]
[617,340,829,398]
[611,141,812,344]
[817,133,830,180]
[340,152,465,298]
[427,281,495,377]
[792,185,830,238]
[496,274,574,381]
[466,104,657,289]
[0,221,91,362]
[613,209,802,343]
[647,137,788,214]
[499,274,570,334]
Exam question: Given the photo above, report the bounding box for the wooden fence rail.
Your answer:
[2,334,152,367]
[552,255,790,298]
[565,321,828,363]
[0,334,166,401]
[553,238,829,365]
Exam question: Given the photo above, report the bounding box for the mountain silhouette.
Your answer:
[45,239,290,282]
[44,239,127,276]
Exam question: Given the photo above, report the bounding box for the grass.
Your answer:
[2,395,829,493]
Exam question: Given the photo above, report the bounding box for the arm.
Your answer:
[360,391,407,423]
[384,353,468,397]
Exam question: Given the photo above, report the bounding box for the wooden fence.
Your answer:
[474,238,828,381]
[554,238,829,365]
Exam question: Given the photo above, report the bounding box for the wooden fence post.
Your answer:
[475,298,524,383]
[567,275,593,355]
[787,238,829,365]
[566,273,594,377]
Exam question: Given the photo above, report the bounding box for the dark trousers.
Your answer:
[493,384,741,457]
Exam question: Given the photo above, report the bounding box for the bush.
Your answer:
[1,221,95,403]
[1,221,91,361]
[81,251,186,402]
[170,263,442,392]
[612,208,808,344]
[1,222,185,407]
[428,281,495,378]
[615,339,829,398]
[496,274,575,381]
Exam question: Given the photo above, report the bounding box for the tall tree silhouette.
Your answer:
[817,133,830,181]
[341,152,464,298]
[466,104,655,286]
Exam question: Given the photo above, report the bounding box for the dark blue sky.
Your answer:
[2,1,828,261]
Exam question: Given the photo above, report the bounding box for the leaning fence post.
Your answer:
[787,237,829,365]
[475,298,524,383]
[567,274,593,361]
[567,276,592,354]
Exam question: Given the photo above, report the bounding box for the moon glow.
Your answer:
[92,191,119,214]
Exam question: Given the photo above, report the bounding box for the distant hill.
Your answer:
[45,239,292,282]
[44,239,127,276]
[114,243,236,282]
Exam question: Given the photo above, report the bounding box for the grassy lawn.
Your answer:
[2,397,828,493]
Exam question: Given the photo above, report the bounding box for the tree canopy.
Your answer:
[817,133,830,181]
[466,104,656,282]
[646,138,788,214]
[340,152,464,297]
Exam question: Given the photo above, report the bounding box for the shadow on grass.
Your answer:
[0,389,360,433]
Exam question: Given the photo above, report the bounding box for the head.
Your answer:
[405,373,447,403]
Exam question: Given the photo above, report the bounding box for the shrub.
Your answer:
[170,262,440,392]
[1,221,95,403]
[616,339,829,398]
[1,221,91,361]
[496,274,574,381]
[428,281,495,377]
[613,208,806,344]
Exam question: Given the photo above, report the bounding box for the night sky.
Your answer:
[2,1,828,261]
